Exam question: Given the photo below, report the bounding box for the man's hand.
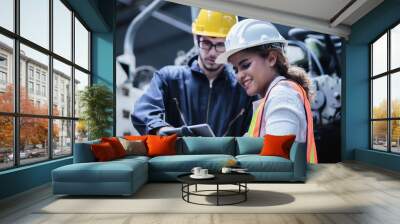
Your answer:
[181,126,194,136]
[156,126,195,136]
[156,126,178,136]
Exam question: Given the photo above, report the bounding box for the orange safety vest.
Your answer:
[247,79,318,164]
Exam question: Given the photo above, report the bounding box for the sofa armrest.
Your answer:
[73,140,100,163]
[289,142,307,181]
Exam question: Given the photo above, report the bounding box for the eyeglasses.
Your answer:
[198,40,226,53]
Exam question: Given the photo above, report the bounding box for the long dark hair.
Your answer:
[243,44,312,99]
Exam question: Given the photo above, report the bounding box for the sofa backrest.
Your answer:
[236,137,306,160]
[73,137,302,161]
[178,137,235,155]
[73,139,100,163]
[235,137,264,155]
[289,142,304,160]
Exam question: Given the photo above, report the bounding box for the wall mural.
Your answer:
[115,2,342,163]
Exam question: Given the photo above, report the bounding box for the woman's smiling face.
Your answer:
[229,50,278,97]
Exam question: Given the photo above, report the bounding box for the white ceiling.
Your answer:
[166,0,384,39]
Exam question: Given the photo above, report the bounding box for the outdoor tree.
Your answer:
[372,100,387,139]
[0,85,14,149]
[372,99,400,143]
[391,99,400,142]
[0,84,60,152]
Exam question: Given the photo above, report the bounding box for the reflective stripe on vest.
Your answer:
[247,80,318,164]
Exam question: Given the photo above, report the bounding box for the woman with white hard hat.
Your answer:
[216,19,318,164]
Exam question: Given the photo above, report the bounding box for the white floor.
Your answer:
[1,162,400,224]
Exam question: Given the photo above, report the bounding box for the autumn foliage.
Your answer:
[0,84,59,150]
[372,99,400,142]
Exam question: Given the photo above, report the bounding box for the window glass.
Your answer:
[0,116,13,170]
[391,24,400,70]
[28,81,33,94]
[372,121,388,151]
[53,0,72,60]
[75,120,88,143]
[53,119,72,157]
[74,18,89,70]
[391,72,400,118]
[372,34,387,76]
[20,117,49,165]
[371,26,400,154]
[0,35,14,113]
[0,0,92,168]
[20,0,49,49]
[0,0,14,31]
[53,59,72,116]
[372,77,387,119]
[20,44,49,115]
[391,120,400,153]
[74,69,89,118]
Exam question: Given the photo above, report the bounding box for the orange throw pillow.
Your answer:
[101,137,127,158]
[259,134,296,159]
[146,134,177,157]
[91,142,117,162]
[124,135,148,141]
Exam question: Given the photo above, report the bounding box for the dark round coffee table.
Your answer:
[177,173,255,206]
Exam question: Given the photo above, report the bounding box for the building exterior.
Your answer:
[0,41,74,154]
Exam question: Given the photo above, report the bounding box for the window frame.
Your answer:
[370,20,400,154]
[0,0,92,171]
[0,53,8,90]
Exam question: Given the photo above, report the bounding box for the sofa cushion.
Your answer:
[52,158,147,183]
[180,137,235,155]
[235,137,263,155]
[73,139,100,163]
[101,137,127,158]
[259,134,296,159]
[52,156,149,195]
[148,154,235,172]
[91,142,118,161]
[236,155,293,172]
[115,155,150,164]
[147,134,178,157]
[118,138,147,156]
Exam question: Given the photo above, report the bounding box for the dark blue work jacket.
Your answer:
[131,57,256,136]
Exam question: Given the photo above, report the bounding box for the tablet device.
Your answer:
[160,124,216,137]
[160,127,183,136]
[187,124,216,137]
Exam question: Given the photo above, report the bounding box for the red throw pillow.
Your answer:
[91,142,117,161]
[101,137,127,158]
[259,134,296,159]
[146,134,177,157]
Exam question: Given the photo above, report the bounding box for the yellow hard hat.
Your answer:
[192,9,238,38]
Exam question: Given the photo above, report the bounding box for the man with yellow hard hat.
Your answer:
[132,9,256,136]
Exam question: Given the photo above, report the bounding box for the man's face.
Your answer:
[198,36,226,72]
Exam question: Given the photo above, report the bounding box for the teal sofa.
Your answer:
[52,137,306,196]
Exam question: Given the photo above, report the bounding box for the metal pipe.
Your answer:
[123,0,165,55]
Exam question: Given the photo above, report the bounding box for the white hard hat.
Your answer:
[216,19,287,64]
